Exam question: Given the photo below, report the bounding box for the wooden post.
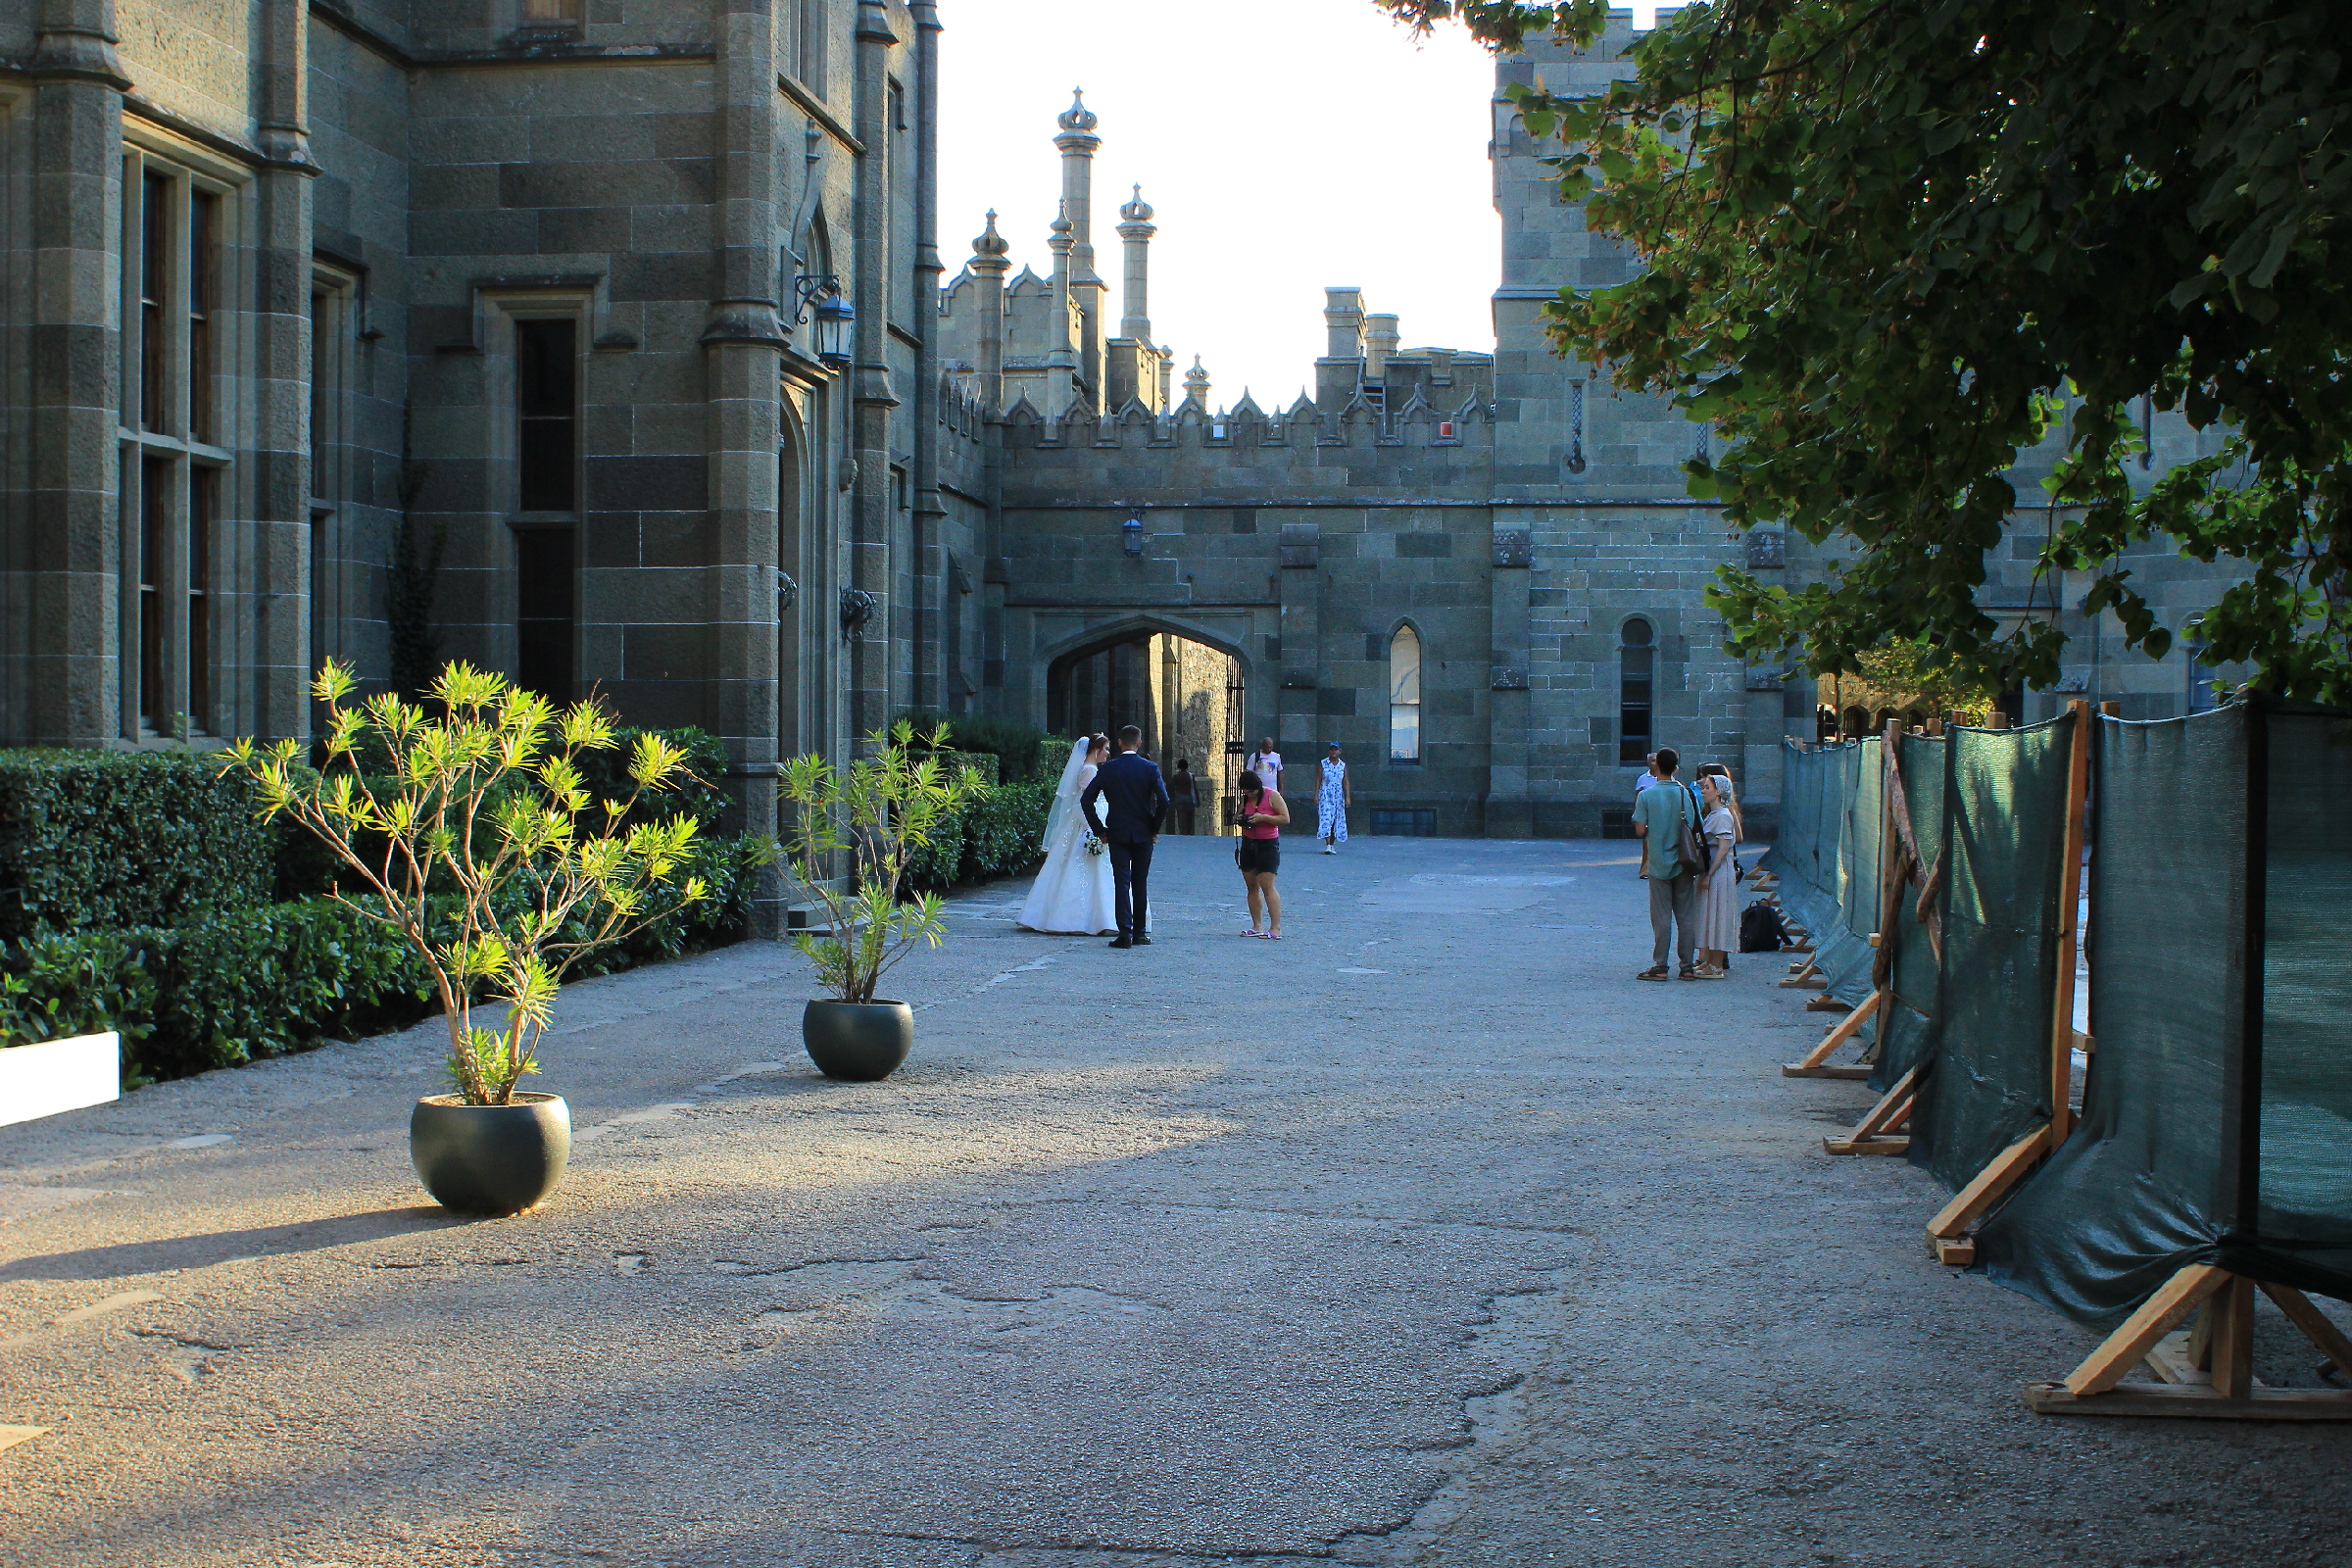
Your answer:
[2048,699,2092,1143]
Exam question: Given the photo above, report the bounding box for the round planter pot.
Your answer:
[803,999,914,1082]
[409,1093,571,1216]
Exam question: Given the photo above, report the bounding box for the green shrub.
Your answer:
[0,749,277,939]
[0,834,767,1085]
[903,804,969,897]
[899,710,1060,783]
[959,775,1054,884]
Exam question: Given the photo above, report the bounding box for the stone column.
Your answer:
[849,0,900,740]
[1487,519,1533,837]
[1278,520,1320,813]
[21,0,128,747]
[1315,287,1364,410]
[702,0,787,917]
[1116,184,1153,343]
[910,0,945,712]
[969,213,1009,411]
[248,0,317,743]
[1364,313,1399,380]
[1053,89,1104,415]
[1044,205,1076,417]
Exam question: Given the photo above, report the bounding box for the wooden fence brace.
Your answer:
[2026,1265,2352,1419]
[1824,1064,1916,1155]
[1926,700,2093,1264]
[1784,989,1882,1079]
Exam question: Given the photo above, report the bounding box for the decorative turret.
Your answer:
[1116,183,1156,345]
[1182,355,1210,412]
[1054,88,1105,414]
[969,211,1010,411]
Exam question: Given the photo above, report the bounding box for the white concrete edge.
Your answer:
[0,1032,122,1128]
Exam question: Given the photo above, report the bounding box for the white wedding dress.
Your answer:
[1016,740,1144,935]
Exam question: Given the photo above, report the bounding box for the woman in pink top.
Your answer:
[1235,767,1291,939]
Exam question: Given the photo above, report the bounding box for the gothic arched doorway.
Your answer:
[1046,626,1245,834]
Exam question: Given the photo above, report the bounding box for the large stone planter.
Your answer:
[0,1032,121,1128]
[409,1093,571,1216]
[802,1000,914,1082]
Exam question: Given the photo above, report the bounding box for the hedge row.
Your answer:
[905,775,1056,896]
[0,750,277,939]
[0,834,767,1085]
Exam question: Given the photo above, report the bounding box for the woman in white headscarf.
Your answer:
[1692,770,1743,977]
[1017,735,1122,934]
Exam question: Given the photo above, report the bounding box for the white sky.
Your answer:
[934,0,1506,412]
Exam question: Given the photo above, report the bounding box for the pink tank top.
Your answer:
[1244,790,1280,839]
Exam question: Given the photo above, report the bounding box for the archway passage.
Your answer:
[1048,629,1243,834]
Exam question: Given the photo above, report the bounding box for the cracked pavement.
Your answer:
[2,835,2347,1566]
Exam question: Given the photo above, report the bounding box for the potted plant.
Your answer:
[222,660,711,1216]
[778,721,980,1081]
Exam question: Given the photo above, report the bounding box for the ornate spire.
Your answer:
[1048,203,1072,258]
[1118,183,1153,224]
[972,209,1009,261]
[1182,355,1210,411]
[1057,86,1098,134]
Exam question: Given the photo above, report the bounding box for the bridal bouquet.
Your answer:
[1082,831,1105,858]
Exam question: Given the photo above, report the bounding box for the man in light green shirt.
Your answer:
[1632,746,1700,980]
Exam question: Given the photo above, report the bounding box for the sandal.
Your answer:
[1265,930,1283,940]
[1240,928,1263,938]
[1678,965,1701,981]
[1691,964,1729,980]
[1636,965,1671,982]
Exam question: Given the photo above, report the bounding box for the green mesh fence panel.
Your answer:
[2253,706,2352,1296]
[1813,739,1880,1007]
[1905,715,2075,1185]
[1870,733,1946,1091]
[1978,701,2352,1325]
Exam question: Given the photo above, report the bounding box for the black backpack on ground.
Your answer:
[1740,901,1788,954]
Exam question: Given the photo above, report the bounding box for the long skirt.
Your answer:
[1317,788,1348,843]
[1695,851,1740,952]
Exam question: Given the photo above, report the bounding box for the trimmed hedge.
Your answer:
[905,774,1055,897]
[0,749,276,939]
[0,833,768,1084]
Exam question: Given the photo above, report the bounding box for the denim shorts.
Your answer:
[1237,838,1281,875]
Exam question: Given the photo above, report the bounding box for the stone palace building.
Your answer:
[0,3,2238,860]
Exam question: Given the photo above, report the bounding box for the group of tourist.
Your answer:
[1630,747,1745,981]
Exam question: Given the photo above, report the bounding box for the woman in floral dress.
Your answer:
[1317,742,1350,854]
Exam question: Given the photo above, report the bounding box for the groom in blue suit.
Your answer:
[1081,724,1171,949]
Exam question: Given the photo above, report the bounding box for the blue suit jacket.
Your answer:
[1081,751,1170,844]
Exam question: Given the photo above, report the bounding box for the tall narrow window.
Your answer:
[189,189,218,443]
[514,318,577,511]
[188,468,214,730]
[139,457,170,730]
[1619,618,1654,763]
[140,172,169,432]
[1389,625,1422,762]
[796,0,826,90]
[515,529,576,703]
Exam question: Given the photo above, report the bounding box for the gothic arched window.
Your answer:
[1619,618,1655,764]
[1389,625,1422,762]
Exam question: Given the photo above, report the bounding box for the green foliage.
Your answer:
[958,775,1054,886]
[222,660,728,1105]
[0,749,277,940]
[897,710,1060,782]
[778,722,982,1004]
[1387,0,2352,706]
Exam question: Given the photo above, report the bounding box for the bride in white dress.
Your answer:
[1016,734,1133,935]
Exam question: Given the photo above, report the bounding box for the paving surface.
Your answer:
[3,835,2348,1567]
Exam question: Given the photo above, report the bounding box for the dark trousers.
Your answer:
[1108,838,1154,937]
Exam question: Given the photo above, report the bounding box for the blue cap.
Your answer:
[1326,740,1341,748]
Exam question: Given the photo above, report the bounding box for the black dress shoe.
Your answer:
[1131,934,1152,946]
[1107,936,1133,949]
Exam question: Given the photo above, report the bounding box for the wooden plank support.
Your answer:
[2059,1264,2230,1396]
[1823,1068,1916,1155]
[1785,990,1881,1077]
[2026,1384,2352,1420]
[2259,1281,2352,1375]
[1927,1123,2053,1246]
[1778,960,1821,988]
[1935,1237,1977,1266]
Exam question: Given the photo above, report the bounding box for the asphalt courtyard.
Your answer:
[3,833,2347,1567]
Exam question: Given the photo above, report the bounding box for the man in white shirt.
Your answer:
[1633,753,1658,795]
[1246,737,1282,798]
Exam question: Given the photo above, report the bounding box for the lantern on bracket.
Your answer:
[1121,511,1146,557]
